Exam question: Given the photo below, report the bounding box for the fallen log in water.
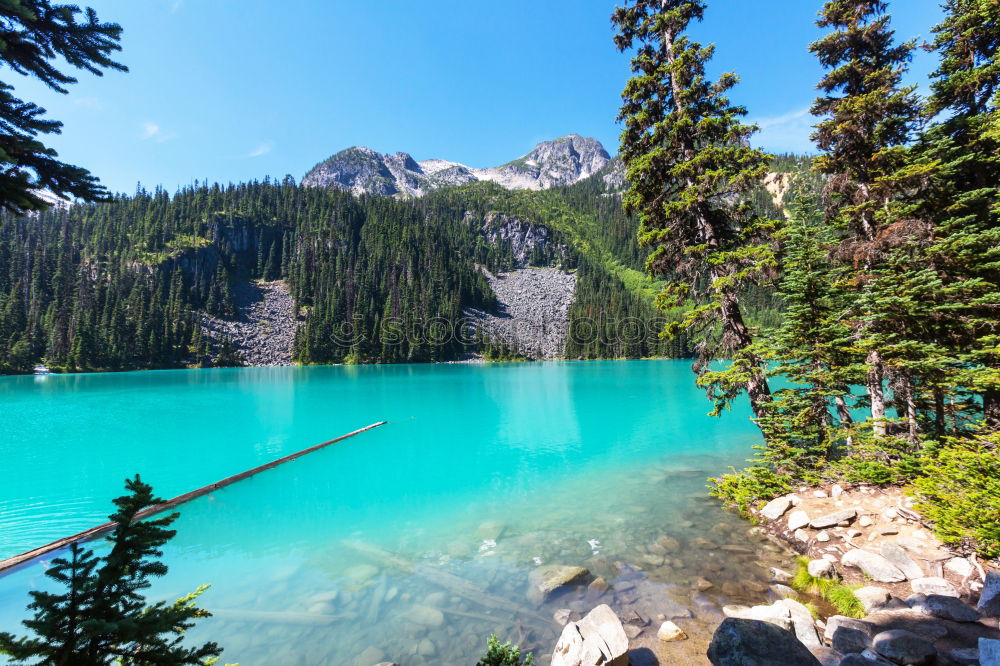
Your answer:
[0,421,388,574]
[341,539,548,623]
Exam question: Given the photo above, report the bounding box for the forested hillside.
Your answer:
[0,163,754,373]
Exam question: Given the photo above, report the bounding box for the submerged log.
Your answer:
[211,608,343,625]
[341,539,548,623]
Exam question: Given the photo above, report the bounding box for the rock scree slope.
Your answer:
[200,280,299,366]
[464,267,577,360]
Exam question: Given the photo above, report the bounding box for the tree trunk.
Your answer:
[984,387,1000,431]
[933,389,946,439]
[835,393,854,452]
[867,348,887,437]
[904,377,918,445]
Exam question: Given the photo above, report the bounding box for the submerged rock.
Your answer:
[551,604,628,666]
[402,604,444,627]
[707,618,822,666]
[527,565,591,605]
[657,620,687,641]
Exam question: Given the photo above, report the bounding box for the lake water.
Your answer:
[0,361,788,665]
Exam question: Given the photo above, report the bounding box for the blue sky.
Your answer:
[13,0,944,194]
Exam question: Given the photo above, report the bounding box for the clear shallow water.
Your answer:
[0,361,787,664]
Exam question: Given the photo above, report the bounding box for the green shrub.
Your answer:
[790,557,864,618]
[476,635,534,666]
[913,431,1000,559]
[709,465,792,517]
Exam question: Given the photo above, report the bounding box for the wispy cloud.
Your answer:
[749,107,816,154]
[168,0,182,12]
[247,142,273,158]
[140,122,178,143]
[141,122,161,139]
[73,96,103,110]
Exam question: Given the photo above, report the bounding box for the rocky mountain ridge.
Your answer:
[302,134,612,197]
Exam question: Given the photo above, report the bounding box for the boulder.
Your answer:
[981,638,1000,666]
[908,593,981,622]
[771,567,793,583]
[723,602,793,631]
[823,615,873,642]
[528,565,591,604]
[807,559,836,579]
[910,576,958,597]
[779,598,822,648]
[761,495,794,520]
[551,604,629,666]
[871,629,936,666]
[824,615,875,655]
[809,646,843,666]
[979,571,1000,617]
[949,647,980,665]
[707,618,822,666]
[788,510,811,531]
[858,649,897,665]
[770,583,797,599]
[810,509,857,529]
[657,620,687,641]
[842,549,906,582]
[945,557,974,578]
[839,656,889,666]
[878,542,924,579]
[855,586,892,614]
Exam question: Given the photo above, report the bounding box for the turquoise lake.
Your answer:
[0,361,787,664]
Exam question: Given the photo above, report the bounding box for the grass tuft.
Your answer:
[790,557,865,619]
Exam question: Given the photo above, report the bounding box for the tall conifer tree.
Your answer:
[613,0,776,424]
[809,0,924,436]
[918,0,1000,429]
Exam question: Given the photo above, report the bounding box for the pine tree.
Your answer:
[809,0,926,437]
[613,0,777,423]
[0,476,222,665]
[0,1,127,214]
[917,0,1000,429]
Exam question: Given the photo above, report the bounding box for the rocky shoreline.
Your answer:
[706,483,1000,666]
[504,483,1000,666]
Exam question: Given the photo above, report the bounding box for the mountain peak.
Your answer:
[302,136,611,197]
